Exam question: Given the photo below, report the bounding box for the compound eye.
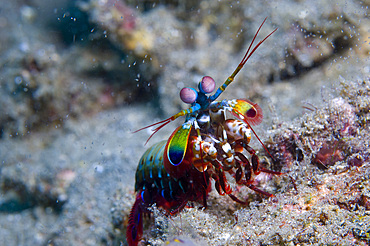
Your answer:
[180,87,198,104]
[199,76,215,94]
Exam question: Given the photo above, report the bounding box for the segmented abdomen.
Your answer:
[135,140,208,212]
[135,140,168,192]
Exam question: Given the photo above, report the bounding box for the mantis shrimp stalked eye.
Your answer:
[180,87,198,104]
[198,76,216,94]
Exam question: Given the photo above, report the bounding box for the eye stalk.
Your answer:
[199,76,215,94]
[180,87,198,104]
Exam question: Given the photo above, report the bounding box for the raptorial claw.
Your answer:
[163,124,193,178]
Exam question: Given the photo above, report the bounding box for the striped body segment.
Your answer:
[127,139,211,246]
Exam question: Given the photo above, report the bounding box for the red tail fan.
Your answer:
[126,194,143,246]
